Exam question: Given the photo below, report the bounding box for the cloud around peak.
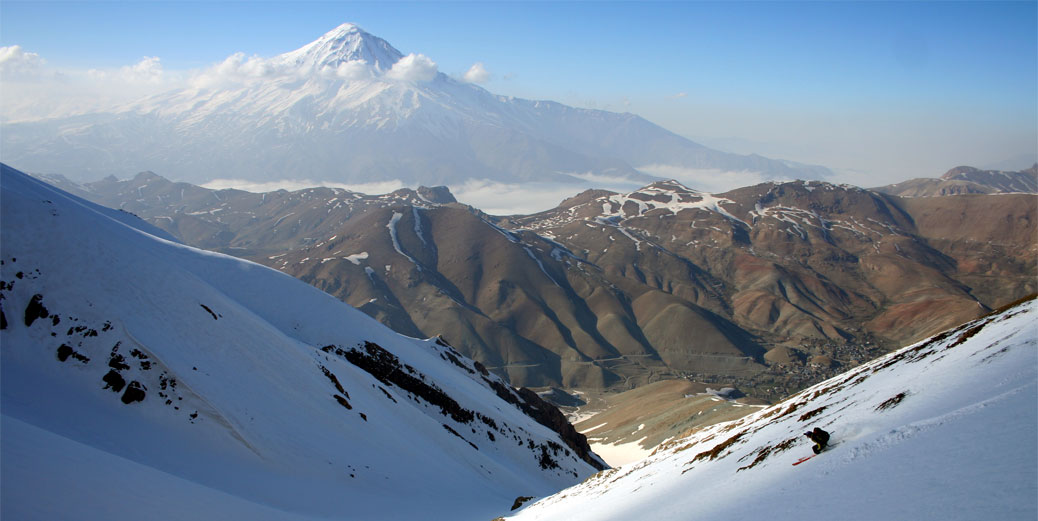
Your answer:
[189,52,281,88]
[386,53,439,82]
[188,49,438,88]
[0,45,46,78]
[463,62,491,84]
[88,56,165,84]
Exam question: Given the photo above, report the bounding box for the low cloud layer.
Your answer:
[636,164,776,193]
[199,176,649,216]
[449,175,649,215]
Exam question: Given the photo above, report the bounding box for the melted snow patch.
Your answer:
[599,181,746,226]
[345,252,369,265]
[387,212,421,270]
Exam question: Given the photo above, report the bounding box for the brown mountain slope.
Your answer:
[511,179,1034,349]
[44,172,1036,394]
[279,203,763,389]
[890,193,1036,309]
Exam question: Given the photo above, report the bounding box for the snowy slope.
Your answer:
[1,24,830,186]
[506,297,1038,521]
[0,164,604,521]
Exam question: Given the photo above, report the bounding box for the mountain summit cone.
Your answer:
[274,22,404,73]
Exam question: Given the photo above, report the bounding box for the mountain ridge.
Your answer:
[32,167,1036,397]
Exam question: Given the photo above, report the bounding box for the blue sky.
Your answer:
[2,1,1036,186]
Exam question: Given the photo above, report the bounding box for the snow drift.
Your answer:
[0,163,604,521]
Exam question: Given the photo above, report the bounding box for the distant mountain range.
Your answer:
[33,165,1036,397]
[873,164,1037,197]
[1,23,831,186]
[0,164,604,520]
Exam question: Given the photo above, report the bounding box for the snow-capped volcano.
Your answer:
[1,23,832,187]
[274,22,403,73]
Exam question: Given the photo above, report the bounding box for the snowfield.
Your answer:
[507,296,1038,521]
[0,164,603,521]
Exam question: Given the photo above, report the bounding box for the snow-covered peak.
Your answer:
[273,22,403,74]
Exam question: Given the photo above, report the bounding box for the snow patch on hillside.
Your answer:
[387,211,422,270]
[600,180,746,225]
[345,252,369,264]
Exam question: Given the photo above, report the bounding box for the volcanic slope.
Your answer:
[0,164,605,521]
[504,296,1038,521]
[1,23,830,186]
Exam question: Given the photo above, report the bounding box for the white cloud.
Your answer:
[189,52,280,89]
[331,60,372,80]
[0,45,45,78]
[447,176,651,215]
[670,92,688,99]
[462,62,491,83]
[448,180,576,215]
[87,56,165,84]
[566,171,648,187]
[386,53,438,82]
[203,177,622,215]
[1,46,187,121]
[124,56,164,83]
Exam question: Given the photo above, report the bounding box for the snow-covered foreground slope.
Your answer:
[0,164,604,521]
[508,297,1038,521]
